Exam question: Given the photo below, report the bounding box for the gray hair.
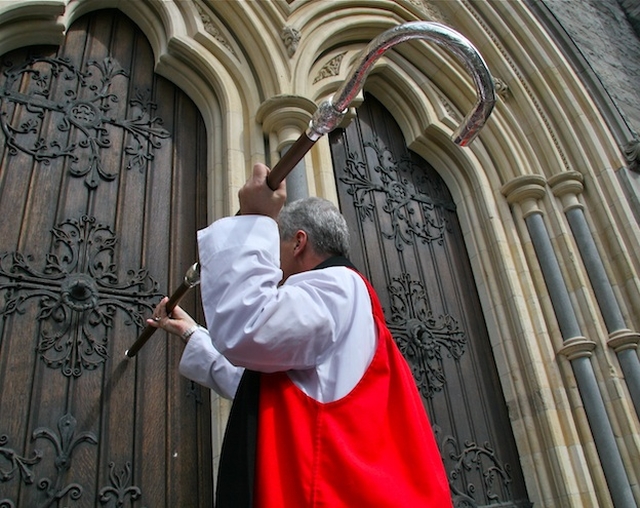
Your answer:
[278,197,350,257]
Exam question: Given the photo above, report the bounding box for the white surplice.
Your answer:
[178,215,377,403]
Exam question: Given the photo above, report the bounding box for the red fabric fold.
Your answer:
[255,275,452,507]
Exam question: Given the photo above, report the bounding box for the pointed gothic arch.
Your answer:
[330,92,533,506]
[0,2,638,506]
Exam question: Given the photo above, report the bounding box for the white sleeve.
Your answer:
[197,215,362,373]
[178,327,244,400]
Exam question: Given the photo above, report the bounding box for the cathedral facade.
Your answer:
[0,1,638,507]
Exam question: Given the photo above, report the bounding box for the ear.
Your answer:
[292,230,308,257]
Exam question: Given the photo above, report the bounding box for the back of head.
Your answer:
[278,197,350,258]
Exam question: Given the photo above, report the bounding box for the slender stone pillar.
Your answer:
[550,171,640,417]
[256,95,316,201]
[279,142,309,202]
[502,175,636,508]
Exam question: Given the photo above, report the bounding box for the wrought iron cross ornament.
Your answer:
[0,55,169,188]
[0,216,162,377]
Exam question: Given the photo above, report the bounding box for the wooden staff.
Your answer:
[125,20,496,358]
[125,263,201,357]
[123,137,310,358]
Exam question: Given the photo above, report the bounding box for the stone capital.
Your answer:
[557,336,597,361]
[501,175,547,218]
[548,171,584,212]
[607,329,640,353]
[256,95,317,150]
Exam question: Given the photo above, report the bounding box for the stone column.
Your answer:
[502,175,635,508]
[550,171,640,418]
[256,95,316,201]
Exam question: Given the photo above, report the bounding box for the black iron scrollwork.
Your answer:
[0,55,170,188]
[0,215,163,377]
[339,137,454,250]
[186,380,203,404]
[0,434,42,486]
[98,461,144,507]
[32,413,98,507]
[1,419,148,507]
[441,432,517,507]
[386,273,466,399]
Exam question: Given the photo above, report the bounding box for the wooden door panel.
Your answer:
[330,94,531,507]
[0,10,211,507]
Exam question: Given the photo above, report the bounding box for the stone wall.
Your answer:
[542,0,640,136]
[618,0,640,35]
[538,0,640,221]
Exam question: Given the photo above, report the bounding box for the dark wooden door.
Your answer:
[330,94,531,507]
[0,10,212,507]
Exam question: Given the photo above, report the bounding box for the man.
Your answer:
[148,163,452,507]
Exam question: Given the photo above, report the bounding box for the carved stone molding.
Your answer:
[548,171,584,212]
[557,336,597,360]
[607,328,640,353]
[623,137,640,172]
[501,175,547,218]
[256,94,316,149]
[494,77,510,100]
[313,52,347,84]
[403,0,446,22]
[462,0,571,173]
[281,26,301,57]
[195,3,237,57]
[435,90,462,122]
